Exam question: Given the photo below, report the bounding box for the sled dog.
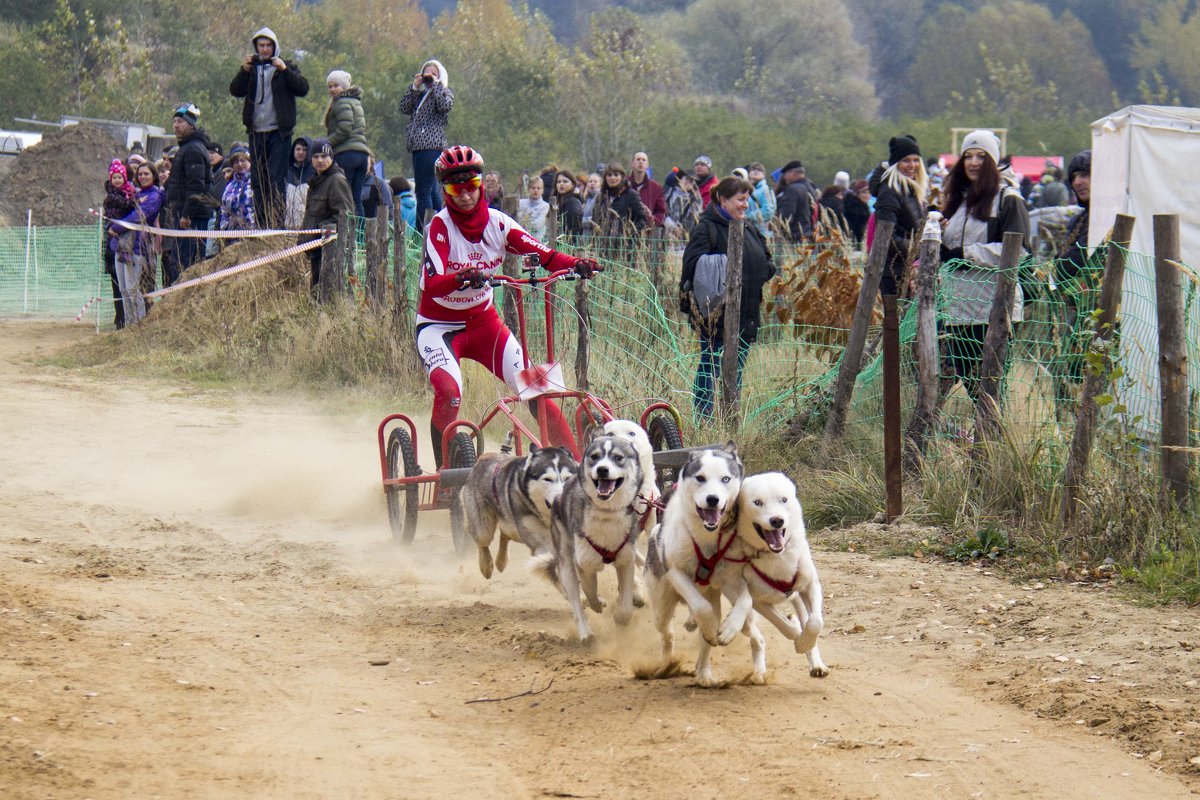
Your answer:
[643,443,748,687]
[458,446,576,580]
[718,472,829,678]
[534,435,644,644]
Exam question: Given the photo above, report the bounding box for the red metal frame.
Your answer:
[378,267,681,514]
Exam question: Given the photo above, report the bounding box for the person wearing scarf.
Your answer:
[220,145,256,243]
[415,145,597,466]
[102,159,136,328]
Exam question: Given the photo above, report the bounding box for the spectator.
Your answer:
[323,69,369,218]
[870,134,928,296]
[361,156,394,220]
[592,161,649,240]
[389,176,418,230]
[399,58,453,231]
[162,102,213,281]
[300,138,355,294]
[745,162,776,237]
[819,183,849,237]
[553,170,584,236]
[108,162,165,326]
[1033,169,1069,209]
[537,164,559,202]
[776,160,815,242]
[156,157,171,186]
[229,27,309,227]
[102,159,136,329]
[665,169,702,238]
[628,151,667,228]
[517,175,550,240]
[843,179,871,248]
[1054,149,1097,391]
[219,144,256,240]
[126,152,147,176]
[284,137,314,229]
[581,173,601,228]
[938,129,1030,404]
[692,155,717,207]
[483,170,504,210]
[680,175,775,420]
[204,141,229,256]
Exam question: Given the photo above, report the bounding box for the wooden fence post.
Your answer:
[1154,214,1190,512]
[973,231,1025,446]
[500,196,520,333]
[318,214,347,304]
[547,196,559,244]
[720,217,745,425]
[882,293,902,521]
[364,213,387,309]
[391,202,408,322]
[904,221,943,470]
[824,219,893,442]
[1061,213,1135,523]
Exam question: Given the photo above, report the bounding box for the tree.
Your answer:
[901,1,1113,119]
[675,0,878,120]
[1129,0,1200,106]
[559,9,686,168]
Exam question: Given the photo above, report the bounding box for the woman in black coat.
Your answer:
[591,161,649,238]
[552,170,584,237]
[680,176,776,420]
[869,134,929,296]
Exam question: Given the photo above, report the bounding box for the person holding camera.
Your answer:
[415,145,598,464]
[398,59,454,232]
[230,27,309,228]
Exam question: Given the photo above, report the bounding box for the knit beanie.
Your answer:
[960,129,1001,165]
[109,159,128,183]
[310,138,334,158]
[834,170,850,188]
[888,135,921,165]
[327,70,352,90]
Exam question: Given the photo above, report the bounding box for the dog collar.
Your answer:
[583,527,634,565]
[749,561,799,595]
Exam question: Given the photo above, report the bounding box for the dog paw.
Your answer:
[586,596,607,614]
[477,547,493,580]
[614,608,633,626]
[579,632,595,648]
[632,593,646,608]
[717,623,739,646]
[696,670,721,689]
[750,671,767,686]
[809,663,830,678]
[495,550,508,573]
[683,615,698,632]
[794,631,819,655]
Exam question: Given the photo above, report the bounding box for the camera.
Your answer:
[253,54,273,65]
[422,74,434,84]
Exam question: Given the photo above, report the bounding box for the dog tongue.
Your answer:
[597,479,617,497]
[698,506,721,528]
[763,528,786,552]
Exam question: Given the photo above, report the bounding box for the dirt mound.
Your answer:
[0,123,127,228]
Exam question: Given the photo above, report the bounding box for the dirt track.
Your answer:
[1,321,1198,799]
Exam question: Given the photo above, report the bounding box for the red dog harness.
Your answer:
[584,528,635,565]
[750,562,800,595]
[691,522,746,586]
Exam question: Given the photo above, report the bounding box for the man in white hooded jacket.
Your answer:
[230,27,310,228]
[399,58,454,231]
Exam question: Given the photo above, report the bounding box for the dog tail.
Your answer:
[528,552,561,589]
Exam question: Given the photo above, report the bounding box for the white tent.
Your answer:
[1089,105,1200,432]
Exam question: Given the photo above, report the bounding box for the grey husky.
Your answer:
[533,435,644,644]
[458,445,576,580]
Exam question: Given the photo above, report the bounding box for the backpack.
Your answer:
[690,252,728,323]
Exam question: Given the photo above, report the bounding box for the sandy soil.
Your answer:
[1,320,1198,799]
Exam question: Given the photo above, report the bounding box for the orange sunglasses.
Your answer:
[442,173,482,197]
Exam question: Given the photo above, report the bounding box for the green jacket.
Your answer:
[324,88,369,154]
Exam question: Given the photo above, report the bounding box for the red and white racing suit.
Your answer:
[416,207,579,460]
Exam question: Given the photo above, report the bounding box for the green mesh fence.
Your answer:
[4,222,1198,462]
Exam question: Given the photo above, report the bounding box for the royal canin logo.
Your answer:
[468,251,483,260]
[448,256,503,272]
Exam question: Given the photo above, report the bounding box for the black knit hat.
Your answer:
[1067,150,1091,185]
[780,160,804,174]
[888,135,921,165]
[310,138,334,158]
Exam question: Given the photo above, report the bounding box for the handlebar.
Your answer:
[485,264,600,289]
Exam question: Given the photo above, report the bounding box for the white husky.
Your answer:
[719,472,829,678]
[643,443,755,687]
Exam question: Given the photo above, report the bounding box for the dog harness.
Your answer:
[583,526,635,565]
[749,562,800,595]
[691,521,746,587]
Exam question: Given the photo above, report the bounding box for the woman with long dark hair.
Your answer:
[870,134,928,296]
[938,129,1030,403]
[552,171,583,237]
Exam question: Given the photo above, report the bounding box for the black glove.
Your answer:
[573,257,600,279]
[941,246,965,263]
[457,268,488,289]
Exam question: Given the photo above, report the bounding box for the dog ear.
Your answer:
[723,440,739,458]
[589,426,608,443]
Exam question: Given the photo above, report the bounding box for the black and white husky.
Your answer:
[718,472,829,678]
[458,446,576,580]
[533,435,644,644]
[644,443,749,687]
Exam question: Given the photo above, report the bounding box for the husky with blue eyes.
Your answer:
[643,443,746,687]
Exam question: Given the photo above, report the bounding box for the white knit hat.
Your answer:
[326,70,352,90]
[961,129,1001,164]
[834,170,850,188]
